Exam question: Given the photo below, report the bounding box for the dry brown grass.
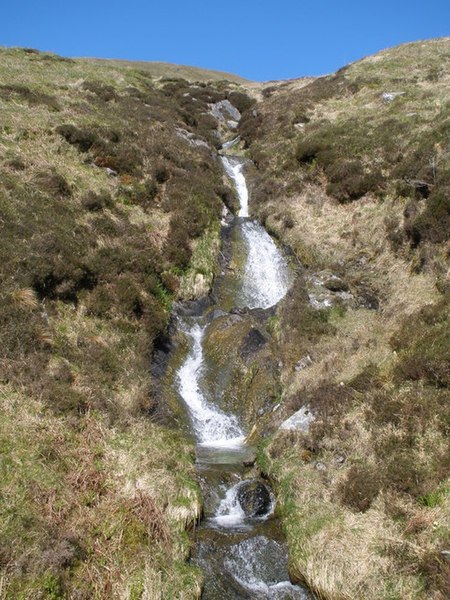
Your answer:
[252,39,450,600]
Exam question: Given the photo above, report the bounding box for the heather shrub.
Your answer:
[81,189,113,211]
[34,170,72,197]
[325,159,384,202]
[56,124,100,152]
[409,188,450,244]
[82,79,118,102]
[338,463,381,512]
[239,110,262,147]
[228,91,256,113]
[164,217,192,269]
[0,84,60,111]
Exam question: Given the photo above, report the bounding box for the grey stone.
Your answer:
[237,481,272,517]
[295,354,313,372]
[280,406,314,433]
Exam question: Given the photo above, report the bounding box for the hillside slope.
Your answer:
[235,39,450,600]
[82,57,249,84]
[0,46,252,598]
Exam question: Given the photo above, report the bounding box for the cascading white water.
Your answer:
[213,483,247,528]
[221,154,292,309]
[221,156,249,217]
[240,221,292,309]
[212,480,274,529]
[176,322,244,447]
[174,151,309,599]
[224,537,309,599]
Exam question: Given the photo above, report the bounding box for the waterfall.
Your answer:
[172,151,311,599]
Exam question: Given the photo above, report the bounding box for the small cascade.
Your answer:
[172,143,310,599]
[240,220,292,309]
[176,322,244,447]
[221,155,249,217]
[212,483,247,529]
[212,479,275,530]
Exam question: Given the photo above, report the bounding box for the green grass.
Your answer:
[0,45,258,598]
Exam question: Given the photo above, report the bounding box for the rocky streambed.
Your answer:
[166,149,312,598]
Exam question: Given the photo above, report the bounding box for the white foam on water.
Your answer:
[176,322,244,445]
[225,537,309,599]
[213,483,247,528]
[240,220,292,309]
[221,155,249,217]
[222,155,292,309]
[212,480,275,529]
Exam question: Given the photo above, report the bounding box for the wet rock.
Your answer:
[207,308,228,322]
[237,481,272,517]
[150,333,173,378]
[174,295,213,317]
[240,328,267,357]
[175,127,210,149]
[210,99,241,123]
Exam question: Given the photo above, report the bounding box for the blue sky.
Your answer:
[1,1,449,81]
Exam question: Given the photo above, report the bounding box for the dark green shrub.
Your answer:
[0,84,60,111]
[325,160,384,203]
[295,139,325,164]
[153,163,170,183]
[419,549,450,598]
[395,323,450,387]
[239,111,262,147]
[191,86,223,104]
[94,145,142,174]
[262,86,277,98]
[164,217,192,270]
[409,188,450,244]
[5,157,26,171]
[56,124,100,152]
[283,215,294,229]
[82,80,118,102]
[338,464,381,512]
[228,91,256,113]
[34,170,72,197]
[45,382,88,415]
[81,190,113,211]
[215,184,237,213]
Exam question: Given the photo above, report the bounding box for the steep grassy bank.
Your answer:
[239,40,450,600]
[0,47,251,598]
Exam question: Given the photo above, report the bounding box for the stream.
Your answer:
[172,153,311,599]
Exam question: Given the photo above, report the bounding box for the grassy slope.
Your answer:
[0,47,249,598]
[82,57,249,84]
[239,40,450,600]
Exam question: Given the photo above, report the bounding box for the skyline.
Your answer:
[1,1,449,81]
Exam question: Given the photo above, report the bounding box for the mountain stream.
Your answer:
[172,153,311,599]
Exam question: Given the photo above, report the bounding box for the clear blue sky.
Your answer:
[1,1,449,81]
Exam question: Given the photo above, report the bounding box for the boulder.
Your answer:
[237,481,272,517]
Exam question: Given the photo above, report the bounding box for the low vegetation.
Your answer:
[0,46,252,598]
[245,39,450,600]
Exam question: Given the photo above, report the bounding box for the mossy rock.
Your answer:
[202,313,280,423]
